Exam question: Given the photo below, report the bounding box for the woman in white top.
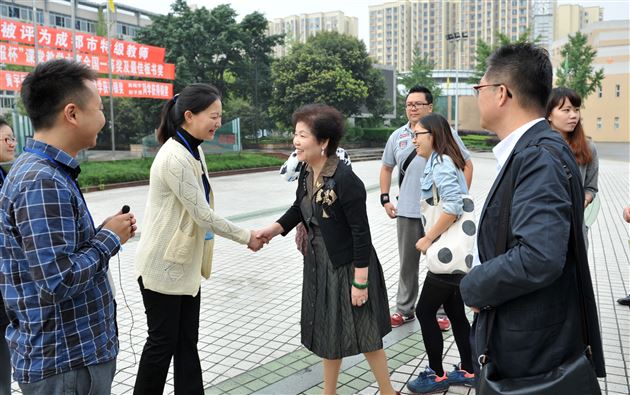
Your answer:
[134,83,263,394]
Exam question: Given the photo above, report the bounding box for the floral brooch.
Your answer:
[315,179,337,218]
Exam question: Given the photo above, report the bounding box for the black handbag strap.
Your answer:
[398,149,417,187]
[480,143,592,366]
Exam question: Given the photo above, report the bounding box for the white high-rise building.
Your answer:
[267,11,358,58]
[369,0,534,73]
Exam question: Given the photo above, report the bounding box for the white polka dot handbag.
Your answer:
[420,183,476,275]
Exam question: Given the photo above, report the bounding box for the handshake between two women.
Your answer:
[246,223,285,252]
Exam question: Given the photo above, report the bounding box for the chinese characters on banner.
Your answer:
[0,70,173,99]
[0,42,175,79]
[0,18,165,63]
[0,17,174,98]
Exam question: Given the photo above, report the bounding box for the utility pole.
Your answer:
[107,5,116,158]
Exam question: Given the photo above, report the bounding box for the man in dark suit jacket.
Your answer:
[460,43,605,383]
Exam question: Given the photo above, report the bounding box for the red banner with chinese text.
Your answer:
[0,42,175,80]
[0,18,165,63]
[0,70,173,99]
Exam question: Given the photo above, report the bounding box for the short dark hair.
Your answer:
[20,59,98,130]
[0,117,10,129]
[157,83,221,144]
[292,104,345,157]
[419,113,466,171]
[485,43,552,112]
[406,85,433,104]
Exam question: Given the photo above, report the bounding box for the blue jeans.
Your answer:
[18,359,116,395]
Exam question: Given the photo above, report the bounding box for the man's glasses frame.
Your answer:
[405,102,431,109]
[472,83,513,98]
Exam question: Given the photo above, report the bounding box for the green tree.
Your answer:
[555,32,604,100]
[97,97,153,149]
[114,0,281,144]
[96,9,107,37]
[470,30,538,83]
[399,49,441,95]
[395,49,443,125]
[230,12,283,135]
[269,32,386,126]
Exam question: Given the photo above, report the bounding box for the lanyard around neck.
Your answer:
[23,147,95,232]
[175,131,212,204]
[176,130,196,157]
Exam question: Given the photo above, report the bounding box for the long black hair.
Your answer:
[156,83,221,144]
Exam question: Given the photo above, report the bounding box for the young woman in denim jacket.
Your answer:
[406,113,475,394]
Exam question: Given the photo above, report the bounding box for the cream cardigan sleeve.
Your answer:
[161,150,251,245]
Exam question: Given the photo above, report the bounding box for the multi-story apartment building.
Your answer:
[267,11,358,58]
[0,0,156,111]
[554,3,603,40]
[551,20,629,143]
[369,0,533,73]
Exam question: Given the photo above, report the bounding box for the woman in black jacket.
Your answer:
[256,104,396,394]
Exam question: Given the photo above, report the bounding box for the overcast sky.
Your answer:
[127,0,630,48]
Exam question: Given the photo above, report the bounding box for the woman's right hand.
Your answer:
[247,231,265,252]
[415,236,433,254]
[251,223,284,251]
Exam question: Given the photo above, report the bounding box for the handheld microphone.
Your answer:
[121,205,130,214]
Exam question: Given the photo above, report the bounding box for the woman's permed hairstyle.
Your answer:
[546,87,592,165]
[291,104,345,157]
[418,113,466,171]
[157,83,221,144]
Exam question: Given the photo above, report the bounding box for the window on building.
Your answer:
[596,117,603,129]
[0,92,16,110]
[50,12,71,28]
[598,87,603,98]
[615,84,621,97]
[1,4,43,23]
[117,23,139,37]
[613,117,620,129]
[75,18,96,33]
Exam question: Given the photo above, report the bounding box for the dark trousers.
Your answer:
[0,323,10,395]
[416,274,473,376]
[134,278,203,395]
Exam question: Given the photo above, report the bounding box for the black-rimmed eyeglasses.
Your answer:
[405,102,431,109]
[413,131,431,138]
[473,83,513,98]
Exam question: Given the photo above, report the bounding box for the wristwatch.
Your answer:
[380,193,390,206]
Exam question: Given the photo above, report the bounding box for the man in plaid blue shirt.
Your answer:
[0,60,136,394]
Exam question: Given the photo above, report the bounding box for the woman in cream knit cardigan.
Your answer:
[133,83,264,394]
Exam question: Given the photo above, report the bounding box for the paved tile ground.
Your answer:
[10,151,629,394]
